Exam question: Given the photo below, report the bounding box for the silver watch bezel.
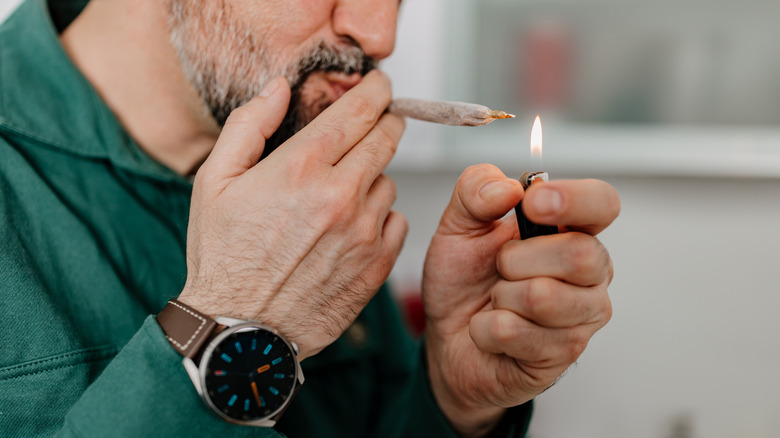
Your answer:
[182,317,304,427]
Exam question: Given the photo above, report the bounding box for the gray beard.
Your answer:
[166,0,376,156]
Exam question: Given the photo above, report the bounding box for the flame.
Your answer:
[530,116,543,170]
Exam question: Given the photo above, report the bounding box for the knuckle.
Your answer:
[595,289,614,326]
[284,151,320,183]
[381,174,397,195]
[375,174,398,204]
[313,122,348,150]
[606,257,616,285]
[316,187,355,226]
[374,119,399,148]
[356,141,385,169]
[489,312,520,345]
[344,94,379,125]
[525,278,557,319]
[354,217,380,246]
[566,332,590,363]
[563,234,605,281]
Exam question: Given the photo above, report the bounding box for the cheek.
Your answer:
[245,0,335,56]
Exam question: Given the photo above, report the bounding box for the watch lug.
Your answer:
[214,316,247,327]
[182,357,203,396]
[296,361,305,386]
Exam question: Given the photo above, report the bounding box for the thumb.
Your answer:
[201,76,291,180]
[439,164,524,235]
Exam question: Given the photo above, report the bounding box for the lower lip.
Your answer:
[332,84,350,98]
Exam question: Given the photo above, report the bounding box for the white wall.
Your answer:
[0,0,21,22]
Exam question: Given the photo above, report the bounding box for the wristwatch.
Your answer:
[157,299,304,427]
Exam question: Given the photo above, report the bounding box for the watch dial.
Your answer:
[204,328,297,422]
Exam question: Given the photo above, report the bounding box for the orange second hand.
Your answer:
[251,381,262,407]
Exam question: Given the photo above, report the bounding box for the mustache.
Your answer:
[263,42,377,159]
[284,41,377,91]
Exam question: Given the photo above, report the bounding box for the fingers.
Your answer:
[363,174,407,269]
[281,70,393,165]
[381,210,409,268]
[469,309,594,368]
[498,232,612,286]
[522,179,620,236]
[490,278,612,328]
[439,164,524,234]
[200,77,291,182]
[365,173,397,227]
[337,113,405,191]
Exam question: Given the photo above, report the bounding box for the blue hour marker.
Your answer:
[272,357,282,365]
[251,339,257,351]
[235,342,243,354]
[244,398,250,411]
[274,373,285,379]
[228,394,238,407]
[269,387,279,396]
[221,353,232,363]
[263,344,272,355]
[217,384,229,393]
[260,396,266,407]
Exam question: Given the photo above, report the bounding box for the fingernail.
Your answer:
[479,180,512,202]
[530,187,563,215]
[259,77,281,98]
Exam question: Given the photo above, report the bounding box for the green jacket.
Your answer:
[0,0,532,436]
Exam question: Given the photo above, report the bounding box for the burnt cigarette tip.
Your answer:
[489,110,516,120]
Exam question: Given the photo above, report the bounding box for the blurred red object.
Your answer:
[400,293,426,338]
[518,22,572,109]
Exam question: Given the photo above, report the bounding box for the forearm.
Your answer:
[57,316,283,438]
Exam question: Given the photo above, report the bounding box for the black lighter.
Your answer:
[514,171,559,240]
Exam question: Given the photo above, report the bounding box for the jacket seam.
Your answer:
[0,345,118,381]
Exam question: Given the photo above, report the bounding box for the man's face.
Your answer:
[166,0,399,154]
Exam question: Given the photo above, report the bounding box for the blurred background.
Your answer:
[2,0,779,436]
[381,1,780,438]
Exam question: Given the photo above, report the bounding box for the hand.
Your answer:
[422,164,619,436]
[178,71,408,360]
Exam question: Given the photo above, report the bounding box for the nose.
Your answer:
[332,0,399,61]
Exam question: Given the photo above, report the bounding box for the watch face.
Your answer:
[202,327,297,423]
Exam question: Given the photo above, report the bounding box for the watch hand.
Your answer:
[251,381,263,407]
[257,364,270,374]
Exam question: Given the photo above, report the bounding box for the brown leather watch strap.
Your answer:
[157,300,218,359]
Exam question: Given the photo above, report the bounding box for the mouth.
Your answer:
[324,71,363,99]
[300,71,363,104]
[261,71,365,160]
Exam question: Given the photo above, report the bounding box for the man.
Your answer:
[0,0,619,436]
